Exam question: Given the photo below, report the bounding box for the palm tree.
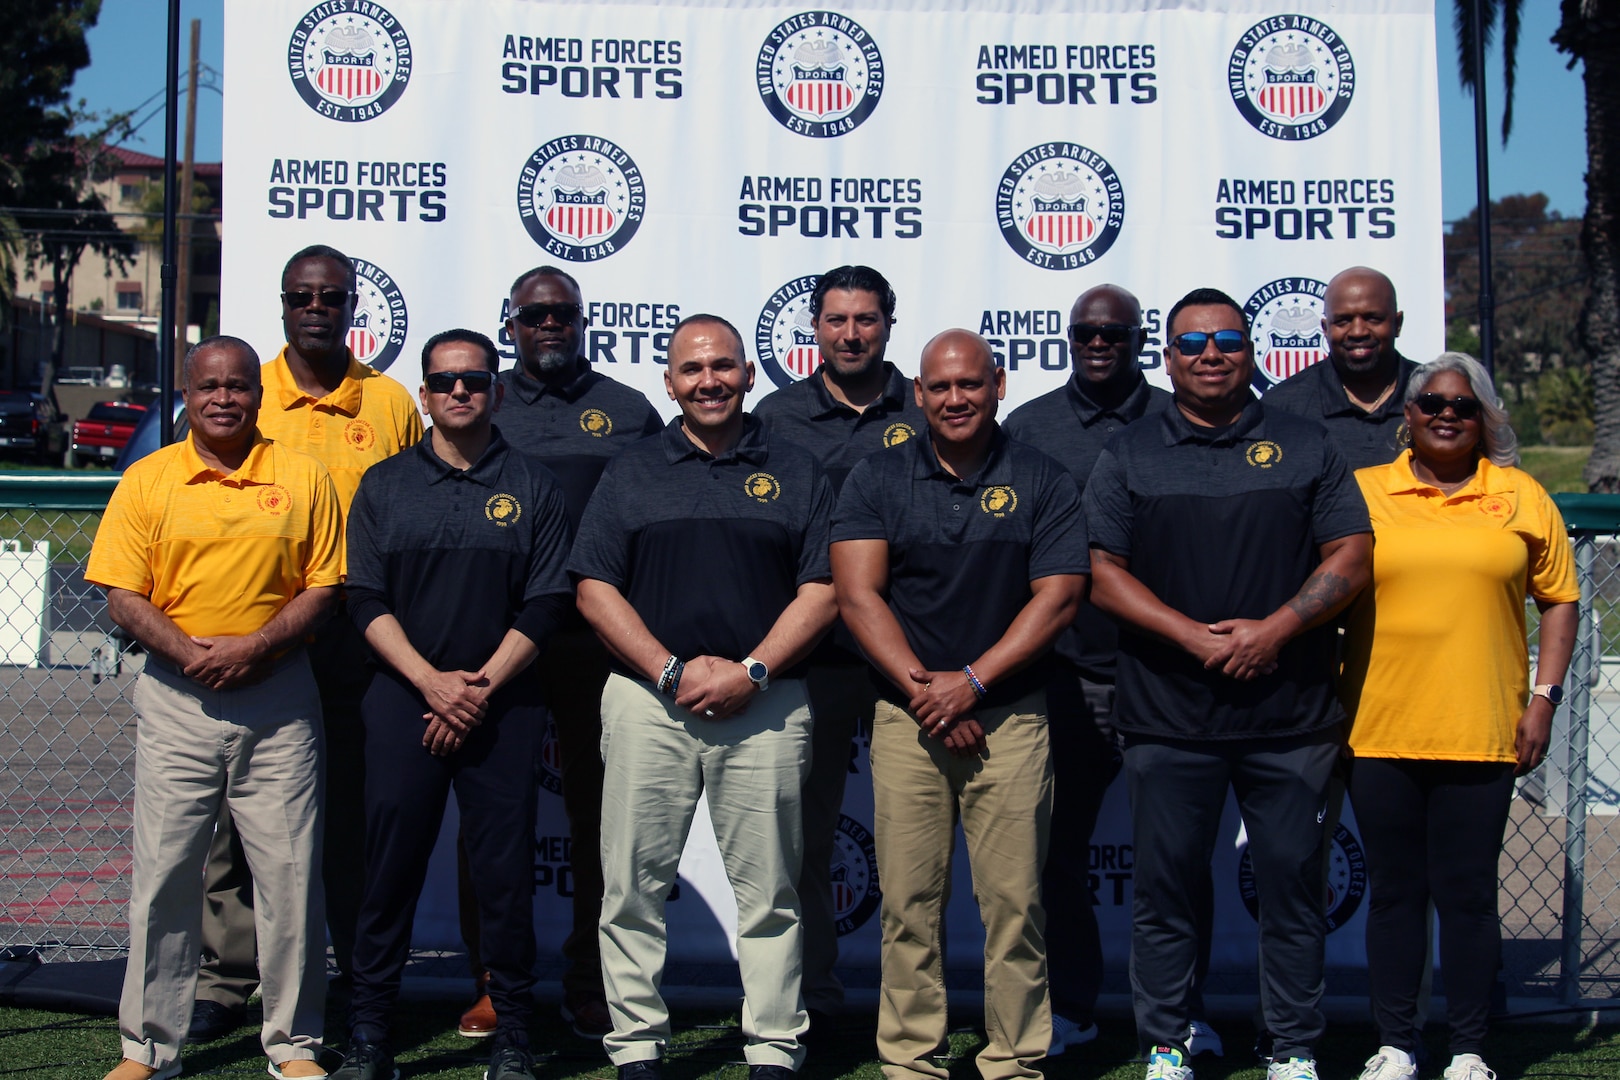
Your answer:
[1454,1,1620,490]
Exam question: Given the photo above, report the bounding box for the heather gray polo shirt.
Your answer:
[750,362,926,494]
[1261,354,1419,472]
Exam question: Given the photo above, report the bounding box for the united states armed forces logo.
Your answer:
[517,135,647,262]
[745,472,782,503]
[538,715,564,796]
[350,258,408,374]
[1228,16,1355,141]
[287,3,412,123]
[980,485,1018,517]
[755,275,822,389]
[996,143,1125,271]
[1240,823,1366,932]
[756,12,885,138]
[831,813,881,936]
[882,422,915,448]
[485,493,523,527]
[1245,277,1327,393]
[580,408,613,437]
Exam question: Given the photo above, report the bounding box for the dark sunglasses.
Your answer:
[1170,330,1248,355]
[424,370,496,394]
[1413,393,1482,420]
[511,302,583,328]
[1069,323,1140,345]
[282,288,350,309]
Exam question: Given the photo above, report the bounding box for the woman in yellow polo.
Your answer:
[1340,352,1578,1080]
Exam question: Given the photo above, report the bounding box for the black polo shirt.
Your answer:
[1261,354,1419,471]
[1083,397,1369,741]
[832,425,1089,709]
[568,416,833,679]
[1004,371,1171,681]
[750,363,926,494]
[346,428,575,678]
[495,361,663,532]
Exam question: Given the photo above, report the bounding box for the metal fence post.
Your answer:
[1561,532,1595,1004]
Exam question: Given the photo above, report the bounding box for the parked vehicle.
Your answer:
[71,401,148,467]
[55,366,105,386]
[0,392,66,464]
[115,392,184,471]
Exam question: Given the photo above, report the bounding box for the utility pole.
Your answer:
[159,0,178,440]
[174,18,200,378]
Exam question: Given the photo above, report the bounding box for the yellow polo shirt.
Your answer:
[87,433,344,639]
[258,348,424,514]
[1339,451,1580,762]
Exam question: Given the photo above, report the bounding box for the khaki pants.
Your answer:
[598,674,812,1069]
[870,691,1053,1080]
[120,657,326,1070]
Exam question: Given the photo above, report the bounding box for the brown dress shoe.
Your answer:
[103,1061,180,1080]
[457,971,498,1038]
[562,996,613,1039]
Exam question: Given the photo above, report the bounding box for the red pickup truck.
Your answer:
[71,401,148,467]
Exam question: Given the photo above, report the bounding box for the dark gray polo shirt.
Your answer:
[832,425,1089,709]
[568,416,833,679]
[750,362,926,493]
[1083,397,1369,741]
[1261,354,1419,472]
[346,428,575,677]
[494,360,663,533]
[1004,371,1171,681]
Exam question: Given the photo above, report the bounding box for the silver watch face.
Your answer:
[748,662,768,684]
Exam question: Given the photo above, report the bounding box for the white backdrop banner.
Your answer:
[223,0,1438,973]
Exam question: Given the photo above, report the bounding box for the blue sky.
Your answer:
[72,1,1587,224]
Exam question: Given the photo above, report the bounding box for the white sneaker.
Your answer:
[1267,1057,1321,1080]
[1187,1019,1224,1058]
[1443,1055,1497,1080]
[1145,1045,1194,1080]
[1358,1048,1418,1080]
[1048,1014,1099,1057]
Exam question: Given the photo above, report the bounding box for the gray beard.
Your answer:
[531,349,575,377]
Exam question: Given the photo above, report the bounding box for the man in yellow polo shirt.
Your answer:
[90,336,343,1080]
[190,245,423,1042]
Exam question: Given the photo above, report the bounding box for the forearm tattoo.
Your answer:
[1286,569,1354,627]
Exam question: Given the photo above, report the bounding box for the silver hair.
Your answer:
[1404,351,1518,467]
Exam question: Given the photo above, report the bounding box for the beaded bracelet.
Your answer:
[962,664,987,698]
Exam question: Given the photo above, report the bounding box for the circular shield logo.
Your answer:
[287,4,411,122]
[1245,440,1283,469]
[882,422,916,448]
[349,258,409,374]
[1228,16,1355,141]
[756,12,884,138]
[755,275,824,389]
[996,143,1125,271]
[980,485,1018,517]
[831,814,881,935]
[1245,277,1328,393]
[1479,495,1512,519]
[485,493,522,527]
[344,418,377,451]
[745,472,782,503]
[256,484,292,516]
[580,408,613,437]
[517,136,646,262]
[1239,822,1366,932]
[538,715,564,796]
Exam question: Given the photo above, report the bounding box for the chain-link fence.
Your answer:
[2,476,1618,1003]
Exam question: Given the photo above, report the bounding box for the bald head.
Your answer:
[915,329,1004,450]
[919,329,996,382]
[1322,266,1403,380]
[1069,284,1144,392]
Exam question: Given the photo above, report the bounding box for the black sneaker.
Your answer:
[486,1046,536,1080]
[618,1060,663,1080]
[330,1041,399,1080]
[187,999,246,1042]
[749,1067,796,1080]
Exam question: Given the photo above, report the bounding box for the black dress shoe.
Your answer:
[618,1061,662,1080]
[749,1066,796,1080]
[188,999,245,1042]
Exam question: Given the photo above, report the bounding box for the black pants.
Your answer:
[1347,757,1515,1058]
[1125,731,1338,1059]
[1041,669,1122,1025]
[349,671,543,1047]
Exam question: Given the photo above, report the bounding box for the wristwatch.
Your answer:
[742,656,770,692]
[1532,683,1565,706]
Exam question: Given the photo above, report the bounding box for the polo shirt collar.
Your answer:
[268,346,366,416]
[1315,354,1417,419]
[415,428,511,486]
[659,414,771,466]
[1160,393,1265,446]
[505,358,595,406]
[1066,369,1151,425]
[913,423,1014,487]
[180,431,276,485]
[1379,449,1515,498]
[805,362,911,418]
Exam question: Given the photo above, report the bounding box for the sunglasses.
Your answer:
[282,288,350,309]
[1170,330,1248,355]
[1413,393,1482,420]
[424,370,496,395]
[511,302,583,328]
[1069,323,1140,345]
